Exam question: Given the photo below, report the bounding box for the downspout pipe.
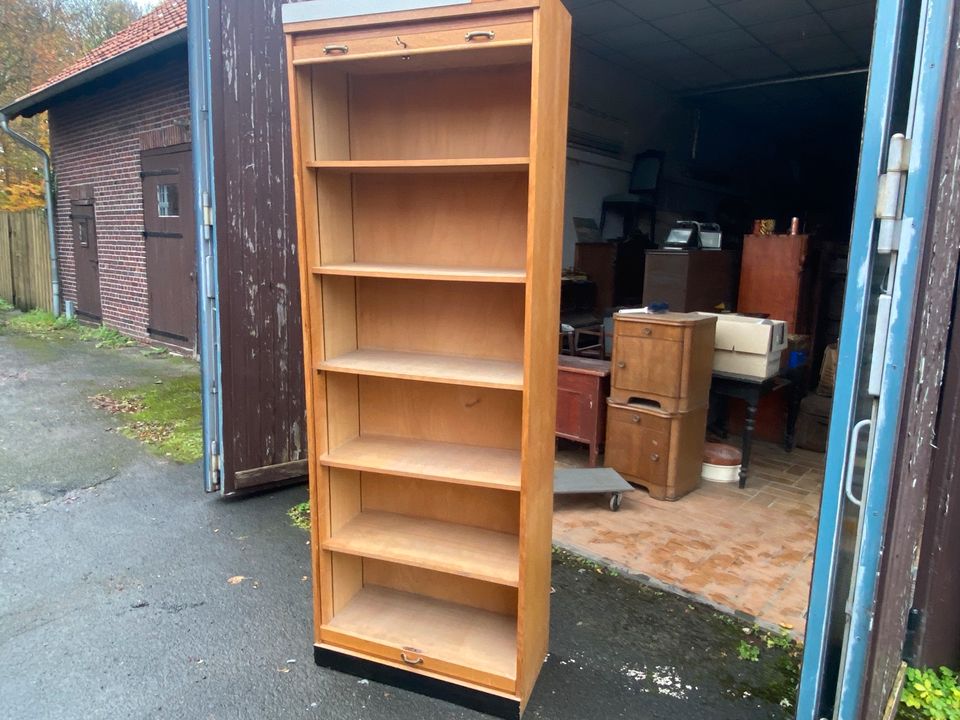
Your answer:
[0,112,61,316]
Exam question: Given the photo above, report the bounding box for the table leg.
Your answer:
[740,402,757,489]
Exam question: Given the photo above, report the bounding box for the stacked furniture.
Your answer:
[604,312,716,500]
[283,1,570,717]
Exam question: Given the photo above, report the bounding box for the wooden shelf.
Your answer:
[325,511,519,586]
[323,585,517,683]
[320,435,521,491]
[287,2,569,708]
[312,263,526,284]
[318,349,523,390]
[306,158,529,173]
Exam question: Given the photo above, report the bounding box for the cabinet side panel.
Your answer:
[287,40,326,643]
[516,0,571,707]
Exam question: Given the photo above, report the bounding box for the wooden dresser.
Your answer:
[604,312,716,500]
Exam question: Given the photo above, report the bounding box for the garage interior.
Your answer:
[551,0,875,633]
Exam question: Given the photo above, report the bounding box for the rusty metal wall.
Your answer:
[208,0,307,493]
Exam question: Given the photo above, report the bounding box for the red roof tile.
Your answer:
[13,0,187,107]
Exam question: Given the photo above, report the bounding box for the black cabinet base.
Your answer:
[314,646,521,719]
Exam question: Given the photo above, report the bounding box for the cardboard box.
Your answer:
[695,313,789,379]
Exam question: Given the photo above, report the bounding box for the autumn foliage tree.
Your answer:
[0,0,146,210]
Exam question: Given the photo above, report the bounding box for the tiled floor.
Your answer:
[553,438,825,635]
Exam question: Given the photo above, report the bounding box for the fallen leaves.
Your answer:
[126,420,174,444]
[90,393,145,414]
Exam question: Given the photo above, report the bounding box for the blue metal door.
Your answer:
[797,0,954,717]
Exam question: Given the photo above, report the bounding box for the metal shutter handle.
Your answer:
[323,44,348,55]
[465,30,495,42]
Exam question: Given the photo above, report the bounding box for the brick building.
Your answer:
[4,0,195,348]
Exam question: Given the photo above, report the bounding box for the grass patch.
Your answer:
[288,501,311,531]
[5,309,77,335]
[1,308,134,348]
[0,297,14,311]
[93,375,202,463]
[78,324,133,348]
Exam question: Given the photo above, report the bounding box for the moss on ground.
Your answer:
[288,502,311,530]
[93,376,203,463]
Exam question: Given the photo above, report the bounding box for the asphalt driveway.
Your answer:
[0,320,797,720]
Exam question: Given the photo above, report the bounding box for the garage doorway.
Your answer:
[141,144,198,350]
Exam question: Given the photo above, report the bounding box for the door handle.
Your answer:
[843,419,872,507]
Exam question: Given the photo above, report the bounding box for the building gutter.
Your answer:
[0,113,61,316]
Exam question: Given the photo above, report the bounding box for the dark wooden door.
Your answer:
[70,202,101,321]
[207,0,308,495]
[142,145,197,349]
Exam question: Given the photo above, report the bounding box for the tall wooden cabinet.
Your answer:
[738,233,811,333]
[283,2,571,716]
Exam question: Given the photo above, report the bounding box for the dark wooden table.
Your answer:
[709,366,805,488]
[556,356,611,467]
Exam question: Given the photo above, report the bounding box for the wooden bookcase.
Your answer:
[283,1,571,716]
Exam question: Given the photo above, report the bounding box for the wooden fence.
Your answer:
[0,209,52,313]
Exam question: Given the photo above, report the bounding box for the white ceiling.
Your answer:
[564,0,876,91]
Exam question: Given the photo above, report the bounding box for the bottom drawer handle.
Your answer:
[401,651,424,666]
[650,453,660,462]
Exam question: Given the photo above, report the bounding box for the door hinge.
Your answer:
[201,190,214,231]
[902,607,924,665]
[876,133,911,254]
[209,440,221,492]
